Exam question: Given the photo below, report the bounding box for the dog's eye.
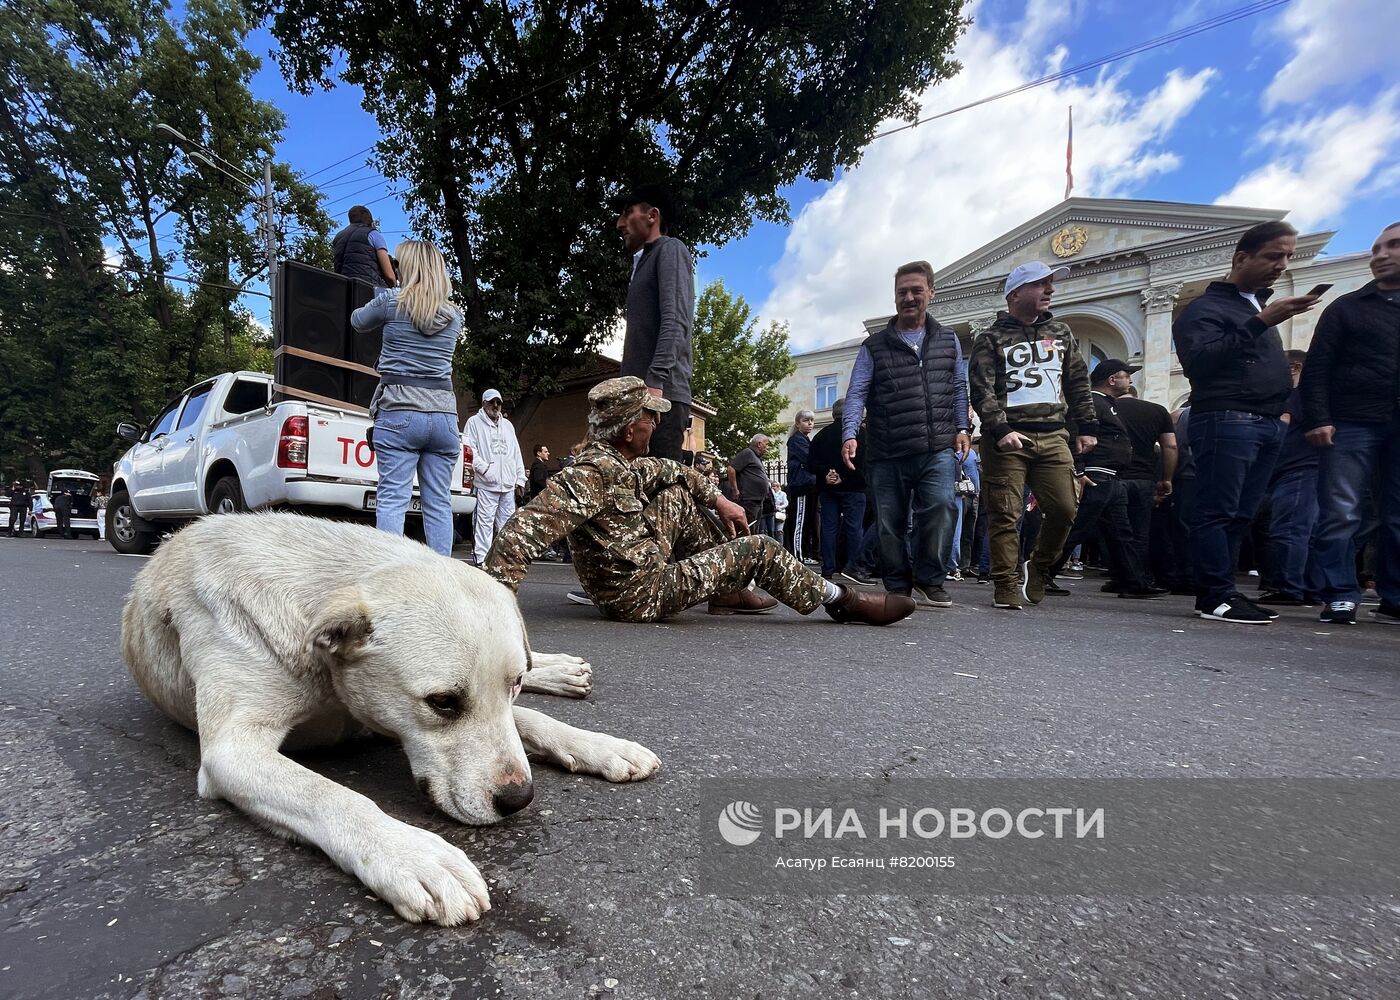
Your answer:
[425,693,463,718]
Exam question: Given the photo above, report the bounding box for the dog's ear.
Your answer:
[309,593,374,667]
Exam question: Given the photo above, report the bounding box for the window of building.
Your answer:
[815,374,838,410]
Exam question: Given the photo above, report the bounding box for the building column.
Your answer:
[1139,283,1182,405]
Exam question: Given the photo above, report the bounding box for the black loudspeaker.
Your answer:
[280,261,348,356]
[346,279,381,410]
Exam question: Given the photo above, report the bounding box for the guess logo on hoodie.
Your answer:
[1003,338,1064,406]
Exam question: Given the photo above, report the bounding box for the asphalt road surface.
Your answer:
[2,532,1398,999]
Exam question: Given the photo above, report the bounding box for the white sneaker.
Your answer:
[566,590,594,606]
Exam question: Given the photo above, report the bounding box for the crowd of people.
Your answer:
[341,185,1397,631]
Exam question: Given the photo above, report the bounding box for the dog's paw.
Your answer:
[523,651,593,699]
[354,820,491,926]
[553,730,661,783]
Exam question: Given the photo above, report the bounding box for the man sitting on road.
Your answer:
[484,377,915,626]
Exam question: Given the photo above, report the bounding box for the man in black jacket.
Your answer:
[808,399,867,581]
[612,183,694,463]
[1299,221,1400,626]
[332,206,396,288]
[1172,220,1319,625]
[1049,361,1161,600]
[840,261,969,608]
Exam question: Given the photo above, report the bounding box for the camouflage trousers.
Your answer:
[600,485,827,623]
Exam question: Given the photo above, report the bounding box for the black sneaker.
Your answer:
[976,572,990,584]
[1045,580,1071,597]
[914,585,953,609]
[566,590,595,607]
[1319,601,1358,625]
[1255,590,1305,606]
[1238,595,1280,619]
[1197,596,1272,624]
[1371,602,1400,625]
[837,569,878,587]
[1118,586,1165,600]
[1058,570,1084,580]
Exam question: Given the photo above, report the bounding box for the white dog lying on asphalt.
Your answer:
[121,512,660,925]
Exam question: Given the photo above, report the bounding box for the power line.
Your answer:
[101,262,272,299]
[871,0,1291,141]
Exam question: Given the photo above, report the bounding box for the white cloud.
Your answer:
[1264,0,1400,109]
[1216,90,1400,229]
[1217,1,1400,230]
[759,18,1213,350]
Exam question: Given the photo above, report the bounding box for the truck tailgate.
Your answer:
[306,415,377,479]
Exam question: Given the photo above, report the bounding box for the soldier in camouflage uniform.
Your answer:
[485,377,915,626]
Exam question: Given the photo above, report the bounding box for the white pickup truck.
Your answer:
[107,371,475,554]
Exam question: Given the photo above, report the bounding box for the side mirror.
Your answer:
[116,422,142,443]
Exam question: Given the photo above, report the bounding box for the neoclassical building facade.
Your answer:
[777,197,1373,434]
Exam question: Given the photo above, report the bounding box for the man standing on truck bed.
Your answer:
[333,205,397,288]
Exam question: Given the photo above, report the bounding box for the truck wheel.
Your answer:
[107,490,156,555]
[209,476,246,515]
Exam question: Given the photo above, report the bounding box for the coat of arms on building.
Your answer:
[1050,225,1088,258]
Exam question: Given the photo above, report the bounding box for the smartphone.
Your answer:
[1306,283,1333,297]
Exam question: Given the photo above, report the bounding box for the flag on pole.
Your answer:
[1065,105,1074,200]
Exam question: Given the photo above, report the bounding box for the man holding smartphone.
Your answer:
[1298,221,1400,626]
[1171,221,1320,625]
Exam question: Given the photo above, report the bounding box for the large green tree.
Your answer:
[259,0,966,418]
[0,0,331,481]
[691,280,794,457]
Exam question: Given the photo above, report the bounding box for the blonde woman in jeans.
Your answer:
[350,240,463,555]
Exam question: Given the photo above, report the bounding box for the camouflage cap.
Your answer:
[588,376,671,426]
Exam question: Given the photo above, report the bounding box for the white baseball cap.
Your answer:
[482,388,502,403]
[1004,261,1069,299]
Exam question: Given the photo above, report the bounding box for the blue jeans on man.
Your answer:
[373,409,460,556]
[1265,467,1321,599]
[1188,410,1286,608]
[867,449,957,593]
[819,491,867,578]
[1311,416,1400,606]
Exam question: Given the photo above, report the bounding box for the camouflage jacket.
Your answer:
[968,311,1098,443]
[484,440,719,606]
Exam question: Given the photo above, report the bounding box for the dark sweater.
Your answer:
[1298,281,1400,428]
[1172,281,1291,417]
[806,422,866,493]
[620,236,695,405]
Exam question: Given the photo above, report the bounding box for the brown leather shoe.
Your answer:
[708,589,779,615]
[823,587,916,625]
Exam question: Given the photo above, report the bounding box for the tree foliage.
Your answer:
[0,0,330,482]
[691,280,794,457]
[259,0,966,407]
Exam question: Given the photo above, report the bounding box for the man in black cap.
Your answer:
[486,377,914,627]
[7,481,30,537]
[1098,360,1177,587]
[611,183,694,463]
[1047,360,1162,600]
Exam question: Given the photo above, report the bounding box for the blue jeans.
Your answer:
[949,496,967,571]
[373,409,460,556]
[1266,467,1321,599]
[1311,418,1400,605]
[868,450,958,592]
[1189,409,1286,606]
[819,491,866,577]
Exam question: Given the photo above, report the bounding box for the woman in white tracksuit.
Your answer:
[463,388,526,564]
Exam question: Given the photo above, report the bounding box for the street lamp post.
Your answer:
[156,123,279,334]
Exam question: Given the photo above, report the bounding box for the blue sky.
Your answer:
[238,0,1399,345]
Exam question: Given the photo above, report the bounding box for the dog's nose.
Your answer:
[493,779,534,817]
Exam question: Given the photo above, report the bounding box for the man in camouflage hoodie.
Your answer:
[969,262,1098,610]
[484,377,915,627]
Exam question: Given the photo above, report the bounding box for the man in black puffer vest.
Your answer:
[332,205,397,288]
[841,261,970,608]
